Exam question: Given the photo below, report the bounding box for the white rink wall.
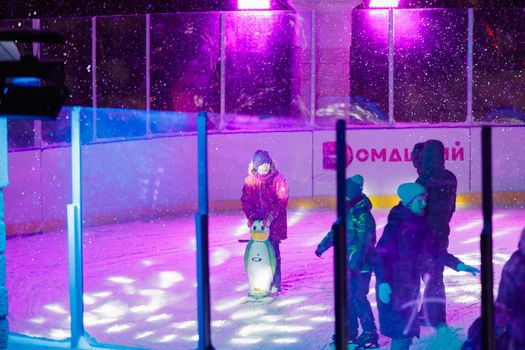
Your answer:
[4,127,525,234]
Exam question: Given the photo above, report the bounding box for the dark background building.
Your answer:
[3,0,525,20]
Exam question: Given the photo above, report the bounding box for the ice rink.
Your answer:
[6,207,524,349]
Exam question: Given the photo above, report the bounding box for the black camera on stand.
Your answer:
[0,30,68,120]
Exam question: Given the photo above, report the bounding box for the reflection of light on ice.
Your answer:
[310,316,334,323]
[215,298,244,311]
[230,337,262,345]
[44,304,68,314]
[93,301,128,318]
[83,294,96,305]
[284,314,308,321]
[182,334,199,341]
[49,329,69,339]
[455,295,479,303]
[172,320,197,329]
[135,331,154,339]
[29,317,46,324]
[130,289,167,313]
[142,259,154,266]
[273,337,299,344]
[494,228,515,237]
[288,209,307,227]
[146,313,171,322]
[231,308,267,320]
[296,304,329,312]
[274,296,307,307]
[211,247,232,267]
[211,320,230,328]
[446,284,480,295]
[158,271,184,288]
[83,313,118,326]
[239,323,313,337]
[260,315,283,323]
[158,334,177,342]
[494,253,511,261]
[456,221,482,232]
[92,291,112,298]
[107,276,134,284]
[234,223,249,237]
[107,324,131,333]
[235,283,249,292]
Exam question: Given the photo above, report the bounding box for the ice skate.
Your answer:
[354,331,379,349]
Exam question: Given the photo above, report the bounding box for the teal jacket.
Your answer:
[244,240,277,274]
[316,194,376,272]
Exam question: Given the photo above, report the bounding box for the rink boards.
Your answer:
[4,126,525,234]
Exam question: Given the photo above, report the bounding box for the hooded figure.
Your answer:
[415,139,458,327]
[411,142,425,176]
[375,183,478,350]
[241,150,289,292]
[495,228,525,349]
[315,175,379,348]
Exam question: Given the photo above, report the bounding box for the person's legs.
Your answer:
[270,240,281,291]
[352,271,378,335]
[390,337,413,350]
[420,258,447,327]
[347,271,359,341]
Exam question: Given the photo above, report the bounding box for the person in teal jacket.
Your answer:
[315,175,379,348]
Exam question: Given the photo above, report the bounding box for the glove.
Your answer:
[315,247,322,257]
[378,283,392,304]
[263,214,274,227]
[457,263,480,276]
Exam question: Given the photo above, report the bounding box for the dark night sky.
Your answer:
[2,0,524,19]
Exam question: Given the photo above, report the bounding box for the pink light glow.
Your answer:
[369,0,400,8]
[238,0,271,10]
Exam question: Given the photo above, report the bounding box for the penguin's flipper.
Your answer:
[265,240,277,275]
[244,240,254,271]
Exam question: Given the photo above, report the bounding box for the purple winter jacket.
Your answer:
[241,165,289,241]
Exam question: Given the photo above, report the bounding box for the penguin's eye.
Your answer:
[261,226,265,230]
[252,226,256,230]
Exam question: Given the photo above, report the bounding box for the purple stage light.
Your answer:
[238,0,271,10]
[369,0,400,8]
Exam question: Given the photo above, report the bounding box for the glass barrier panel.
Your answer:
[349,10,389,127]
[208,125,331,348]
[95,16,146,139]
[5,106,73,340]
[150,13,221,134]
[223,11,309,131]
[41,17,94,145]
[472,9,525,123]
[394,9,469,123]
[82,107,198,349]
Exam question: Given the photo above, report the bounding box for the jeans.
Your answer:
[348,270,377,337]
[270,240,281,290]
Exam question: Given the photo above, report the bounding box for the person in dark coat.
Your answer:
[375,183,478,350]
[241,150,289,293]
[315,175,379,348]
[460,302,511,350]
[415,140,458,327]
[411,142,425,176]
[495,227,525,349]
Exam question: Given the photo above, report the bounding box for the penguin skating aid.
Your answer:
[243,220,276,299]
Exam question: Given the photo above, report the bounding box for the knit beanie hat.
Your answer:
[346,174,364,200]
[252,150,272,167]
[397,183,426,206]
